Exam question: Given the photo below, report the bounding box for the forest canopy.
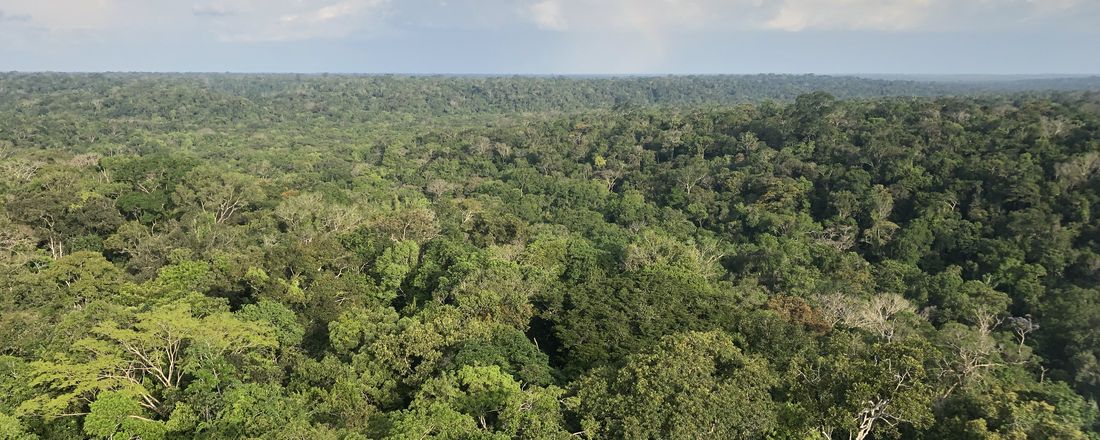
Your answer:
[1,74,1099,439]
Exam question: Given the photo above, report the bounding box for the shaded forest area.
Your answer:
[1,74,1099,439]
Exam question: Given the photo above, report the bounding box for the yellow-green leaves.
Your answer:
[18,301,277,423]
[0,411,36,440]
[84,390,165,440]
[388,365,570,440]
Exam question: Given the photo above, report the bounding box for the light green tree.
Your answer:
[18,301,277,426]
[387,365,570,440]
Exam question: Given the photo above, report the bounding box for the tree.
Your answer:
[372,206,441,244]
[4,74,1100,438]
[275,192,365,243]
[572,331,776,439]
[554,265,739,371]
[860,185,900,250]
[18,301,277,423]
[932,378,1098,439]
[374,240,419,296]
[448,325,555,386]
[0,412,36,440]
[0,214,36,268]
[790,338,936,440]
[82,390,165,440]
[172,166,265,225]
[386,365,570,440]
[22,251,128,312]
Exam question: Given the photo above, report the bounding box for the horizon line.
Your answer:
[3,71,1100,78]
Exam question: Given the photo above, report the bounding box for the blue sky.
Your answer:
[1,0,1098,73]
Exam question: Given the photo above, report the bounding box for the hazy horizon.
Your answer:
[4,72,1095,79]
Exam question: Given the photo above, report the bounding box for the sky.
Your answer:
[0,0,1098,74]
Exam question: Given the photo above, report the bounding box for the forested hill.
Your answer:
[2,73,1099,121]
[1,76,1099,439]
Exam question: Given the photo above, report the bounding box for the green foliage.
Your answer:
[24,251,128,311]
[1,74,1099,438]
[573,331,777,439]
[83,390,165,440]
[17,301,278,426]
[387,365,570,440]
[374,240,420,296]
[238,300,305,348]
[790,337,938,439]
[0,412,37,440]
[449,326,555,386]
[328,306,401,354]
[555,265,740,370]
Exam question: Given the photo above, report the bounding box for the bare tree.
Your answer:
[1006,315,1039,355]
[847,294,914,341]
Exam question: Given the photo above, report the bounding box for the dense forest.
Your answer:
[1,74,1099,439]
[3,73,1100,121]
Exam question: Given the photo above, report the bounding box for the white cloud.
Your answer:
[0,0,125,31]
[765,0,1100,32]
[765,0,935,31]
[530,0,565,30]
[1,0,1092,40]
[524,0,747,33]
[1025,0,1079,13]
[518,0,763,73]
[194,0,391,42]
[0,0,1094,57]
[281,1,367,25]
[517,0,1098,33]
[506,0,1099,73]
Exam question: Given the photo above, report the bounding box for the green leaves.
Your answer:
[388,365,570,440]
[375,240,420,296]
[238,300,305,348]
[329,306,400,355]
[790,338,936,440]
[26,251,128,311]
[573,331,777,439]
[3,76,1100,438]
[19,301,278,423]
[172,166,265,225]
[555,265,740,371]
[0,412,36,440]
[84,390,165,440]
